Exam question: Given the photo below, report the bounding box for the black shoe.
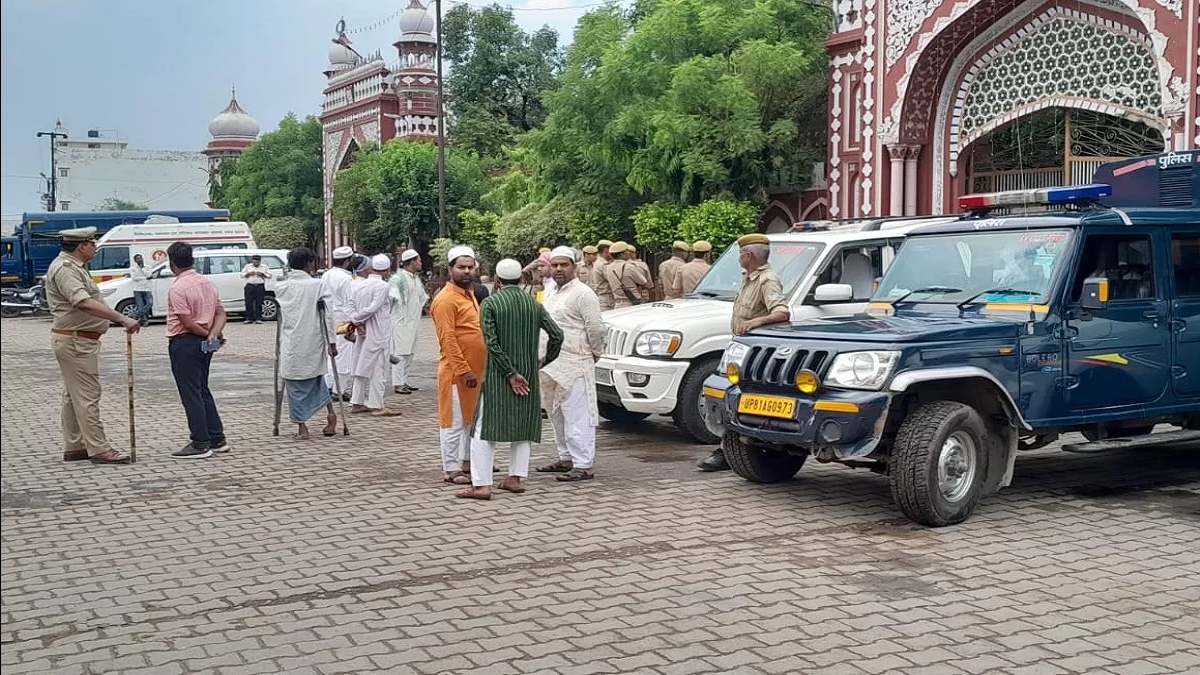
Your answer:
[172,444,213,459]
[341,392,352,402]
[697,450,730,472]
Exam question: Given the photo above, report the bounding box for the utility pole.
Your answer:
[36,128,68,211]
[434,0,448,238]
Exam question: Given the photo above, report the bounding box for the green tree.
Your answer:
[429,238,457,271]
[524,0,827,212]
[632,202,684,252]
[457,209,500,266]
[98,197,149,211]
[332,140,486,253]
[249,216,309,250]
[214,114,324,243]
[678,199,759,250]
[493,202,565,258]
[442,3,563,159]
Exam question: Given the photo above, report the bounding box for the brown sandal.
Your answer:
[455,488,491,500]
[443,471,471,485]
[90,450,132,465]
[536,459,573,473]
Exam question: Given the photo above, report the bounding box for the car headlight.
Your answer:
[823,351,900,390]
[717,342,750,375]
[101,288,116,297]
[633,330,682,356]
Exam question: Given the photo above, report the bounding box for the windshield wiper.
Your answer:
[887,286,963,307]
[955,288,1041,312]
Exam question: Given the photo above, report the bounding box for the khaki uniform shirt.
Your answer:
[605,259,651,307]
[592,257,615,309]
[731,264,789,331]
[659,256,686,299]
[578,262,594,289]
[46,253,110,334]
[678,259,710,295]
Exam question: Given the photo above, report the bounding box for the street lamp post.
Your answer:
[36,129,68,211]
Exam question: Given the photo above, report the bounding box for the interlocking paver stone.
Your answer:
[2,316,1198,674]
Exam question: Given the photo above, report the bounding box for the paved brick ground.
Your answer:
[2,314,1198,675]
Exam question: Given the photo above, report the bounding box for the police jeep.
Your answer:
[703,151,1200,527]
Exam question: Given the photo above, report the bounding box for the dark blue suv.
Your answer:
[703,151,1200,527]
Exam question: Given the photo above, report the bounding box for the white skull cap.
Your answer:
[371,253,391,271]
[447,245,476,263]
[550,246,577,262]
[495,258,523,280]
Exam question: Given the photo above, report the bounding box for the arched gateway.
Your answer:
[824,0,1197,218]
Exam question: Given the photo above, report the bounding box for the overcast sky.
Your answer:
[0,0,601,217]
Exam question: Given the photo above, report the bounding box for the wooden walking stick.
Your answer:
[318,299,350,435]
[126,331,137,463]
[273,304,283,436]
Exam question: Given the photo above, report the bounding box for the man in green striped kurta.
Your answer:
[458,258,564,500]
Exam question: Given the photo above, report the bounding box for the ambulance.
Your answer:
[89,219,256,282]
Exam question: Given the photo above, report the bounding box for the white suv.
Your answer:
[596,217,961,443]
[98,248,288,322]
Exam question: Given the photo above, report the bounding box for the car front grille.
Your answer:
[742,346,832,386]
[604,325,632,356]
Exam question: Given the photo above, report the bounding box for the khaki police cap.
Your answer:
[538,247,551,254]
[59,227,98,242]
[672,240,692,252]
[582,245,598,254]
[597,239,613,248]
[609,241,630,254]
[691,240,713,253]
[628,244,638,253]
[737,233,770,247]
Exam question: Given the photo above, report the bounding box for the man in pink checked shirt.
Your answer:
[165,242,231,460]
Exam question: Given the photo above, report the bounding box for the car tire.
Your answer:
[672,356,721,444]
[889,401,989,527]
[597,401,649,425]
[722,432,807,483]
[261,296,279,322]
[1,305,21,318]
[115,299,136,319]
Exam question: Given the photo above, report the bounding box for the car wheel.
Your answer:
[261,296,279,321]
[722,432,806,483]
[116,299,136,319]
[672,356,722,444]
[597,401,649,425]
[889,401,989,527]
[1,305,21,318]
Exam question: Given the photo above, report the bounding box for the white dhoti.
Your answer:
[468,397,531,487]
[391,354,413,386]
[439,385,472,472]
[543,376,597,469]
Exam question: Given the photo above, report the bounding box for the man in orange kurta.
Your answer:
[431,246,488,484]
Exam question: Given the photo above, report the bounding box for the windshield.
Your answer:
[689,241,825,300]
[875,229,1073,305]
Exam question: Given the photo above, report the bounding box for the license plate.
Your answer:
[737,394,797,420]
[595,367,613,385]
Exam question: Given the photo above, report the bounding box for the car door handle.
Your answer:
[1141,310,1158,320]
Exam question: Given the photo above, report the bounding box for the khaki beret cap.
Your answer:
[582,245,598,254]
[672,240,691,252]
[691,240,712,252]
[609,241,629,254]
[59,227,98,242]
[737,233,770,247]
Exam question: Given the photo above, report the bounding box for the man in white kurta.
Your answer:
[275,247,338,439]
[538,247,606,481]
[349,254,399,416]
[320,246,358,399]
[390,249,427,394]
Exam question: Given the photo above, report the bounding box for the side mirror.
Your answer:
[1080,276,1109,311]
[813,283,854,304]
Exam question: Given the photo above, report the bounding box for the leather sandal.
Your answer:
[90,450,132,465]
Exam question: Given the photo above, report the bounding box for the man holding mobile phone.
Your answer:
[165,241,230,459]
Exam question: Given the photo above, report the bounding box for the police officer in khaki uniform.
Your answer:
[605,241,652,307]
[698,233,790,472]
[578,245,599,288]
[658,241,690,300]
[592,240,615,310]
[46,227,142,465]
[677,240,713,295]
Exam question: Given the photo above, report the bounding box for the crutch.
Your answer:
[272,304,283,436]
[126,332,137,463]
[318,299,350,435]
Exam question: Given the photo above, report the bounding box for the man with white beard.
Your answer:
[390,249,427,394]
[348,254,400,416]
[537,246,606,481]
[320,246,358,401]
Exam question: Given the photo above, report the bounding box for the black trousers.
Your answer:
[169,335,225,450]
[244,283,265,322]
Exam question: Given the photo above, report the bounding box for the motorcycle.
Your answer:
[1,284,47,318]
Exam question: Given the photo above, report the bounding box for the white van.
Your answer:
[596,216,962,443]
[98,248,287,322]
[89,221,256,283]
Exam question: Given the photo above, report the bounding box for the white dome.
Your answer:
[399,0,435,36]
[208,92,260,139]
[328,40,358,66]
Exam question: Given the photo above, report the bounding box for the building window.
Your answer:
[87,143,99,149]
[59,167,69,178]
[60,201,70,211]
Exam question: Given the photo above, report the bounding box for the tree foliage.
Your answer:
[457,209,501,267]
[332,141,486,253]
[429,238,456,271]
[98,197,148,211]
[442,3,563,159]
[249,217,309,250]
[523,0,828,226]
[213,114,324,242]
[678,199,760,250]
[632,202,684,252]
[493,202,566,258]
